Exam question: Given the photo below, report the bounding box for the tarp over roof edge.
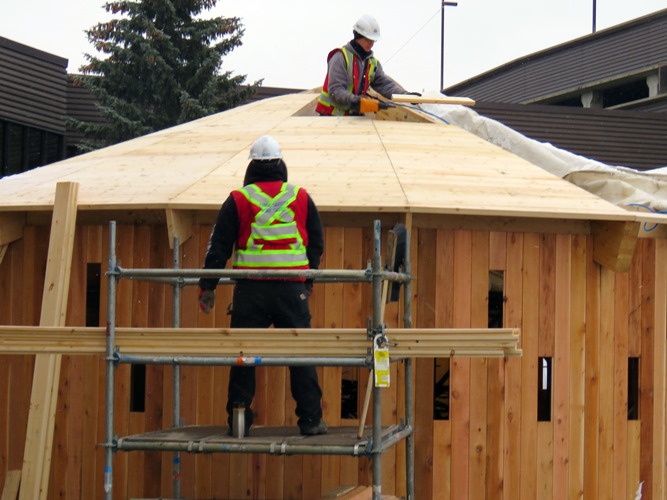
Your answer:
[421,92,667,215]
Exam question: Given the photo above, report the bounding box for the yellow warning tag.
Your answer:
[374,347,390,388]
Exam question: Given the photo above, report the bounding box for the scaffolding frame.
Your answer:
[103,220,415,500]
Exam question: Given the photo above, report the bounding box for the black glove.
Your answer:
[304,280,313,297]
[199,288,215,314]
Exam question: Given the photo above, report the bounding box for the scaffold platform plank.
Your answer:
[116,425,403,456]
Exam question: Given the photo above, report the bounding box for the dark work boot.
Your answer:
[299,420,328,436]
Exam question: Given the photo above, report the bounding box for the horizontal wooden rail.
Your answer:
[0,326,521,358]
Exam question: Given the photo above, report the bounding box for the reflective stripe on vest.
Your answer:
[233,183,309,268]
[316,47,378,116]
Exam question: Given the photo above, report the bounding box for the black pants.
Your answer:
[226,280,323,429]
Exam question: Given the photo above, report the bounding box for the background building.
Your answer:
[0,37,67,177]
[445,8,667,171]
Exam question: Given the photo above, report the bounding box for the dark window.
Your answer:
[628,357,639,420]
[538,357,552,421]
[130,364,146,413]
[433,358,450,420]
[27,128,44,169]
[341,367,358,419]
[551,96,583,107]
[0,121,5,175]
[0,120,65,178]
[86,263,101,327]
[602,79,649,108]
[6,123,24,175]
[44,132,63,164]
[489,271,504,328]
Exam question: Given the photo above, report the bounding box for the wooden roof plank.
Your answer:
[0,91,653,228]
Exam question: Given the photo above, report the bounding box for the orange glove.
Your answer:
[358,97,381,113]
[359,97,380,114]
[356,97,394,114]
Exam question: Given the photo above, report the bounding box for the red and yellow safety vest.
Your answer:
[316,47,378,116]
[232,182,310,275]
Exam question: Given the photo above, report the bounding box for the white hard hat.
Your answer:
[353,15,381,41]
[249,135,282,160]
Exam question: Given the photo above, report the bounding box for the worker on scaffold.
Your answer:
[316,14,419,116]
[198,135,328,437]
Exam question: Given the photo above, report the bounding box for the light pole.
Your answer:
[441,1,458,91]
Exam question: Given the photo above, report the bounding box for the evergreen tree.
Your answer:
[68,0,259,152]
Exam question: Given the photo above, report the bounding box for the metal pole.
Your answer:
[440,2,458,91]
[440,2,445,91]
[372,220,383,500]
[117,267,373,282]
[403,229,415,500]
[592,0,597,32]
[103,222,118,499]
[172,237,181,499]
[117,354,369,367]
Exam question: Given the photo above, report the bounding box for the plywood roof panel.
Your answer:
[0,90,645,223]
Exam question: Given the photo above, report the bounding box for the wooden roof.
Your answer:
[0,90,656,224]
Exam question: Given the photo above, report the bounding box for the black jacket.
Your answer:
[199,159,324,290]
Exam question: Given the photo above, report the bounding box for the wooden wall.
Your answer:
[0,222,665,499]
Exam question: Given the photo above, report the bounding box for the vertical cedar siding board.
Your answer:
[444,10,667,104]
[0,225,663,499]
[0,37,67,134]
[473,101,667,171]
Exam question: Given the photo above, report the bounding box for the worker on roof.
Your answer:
[316,14,419,116]
[198,135,327,437]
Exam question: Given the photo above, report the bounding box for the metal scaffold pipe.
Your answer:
[102,219,416,499]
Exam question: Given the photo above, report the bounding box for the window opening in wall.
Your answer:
[628,357,639,420]
[602,79,649,108]
[7,123,24,176]
[27,128,43,168]
[552,96,584,107]
[433,358,450,420]
[0,120,65,179]
[0,121,5,174]
[86,263,101,327]
[130,364,146,413]
[489,271,504,328]
[538,357,552,422]
[341,367,358,419]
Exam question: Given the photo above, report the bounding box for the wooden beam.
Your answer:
[391,94,476,106]
[0,212,25,264]
[20,182,78,500]
[0,326,521,358]
[0,212,25,245]
[591,220,640,272]
[165,208,194,248]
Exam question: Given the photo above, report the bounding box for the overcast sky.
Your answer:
[0,0,665,93]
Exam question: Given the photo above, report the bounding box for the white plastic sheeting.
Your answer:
[419,94,667,215]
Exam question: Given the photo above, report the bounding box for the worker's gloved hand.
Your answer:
[353,97,394,114]
[199,288,215,314]
[304,280,313,297]
[404,91,422,97]
[356,96,380,114]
